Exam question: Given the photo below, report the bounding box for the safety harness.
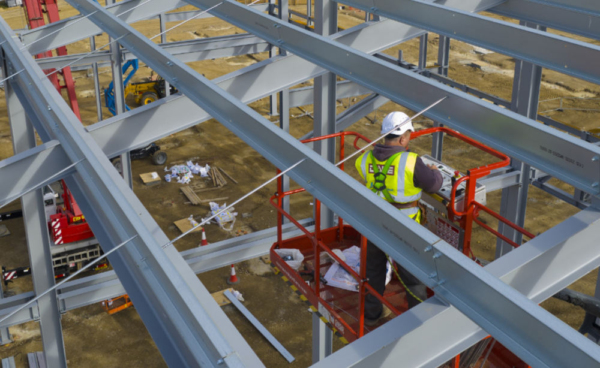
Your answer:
[369,151,402,203]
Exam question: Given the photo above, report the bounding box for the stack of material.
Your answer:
[209,167,227,187]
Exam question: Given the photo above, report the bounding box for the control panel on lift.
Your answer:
[418,155,487,250]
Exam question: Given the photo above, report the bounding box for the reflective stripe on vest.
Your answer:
[355,150,422,204]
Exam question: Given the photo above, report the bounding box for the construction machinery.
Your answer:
[2,182,106,283]
[104,59,177,116]
[270,129,534,367]
[22,0,81,119]
[104,60,171,167]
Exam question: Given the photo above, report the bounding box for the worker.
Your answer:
[355,111,443,325]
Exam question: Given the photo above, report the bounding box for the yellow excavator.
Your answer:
[104,60,177,115]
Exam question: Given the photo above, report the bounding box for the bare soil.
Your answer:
[0,2,598,367]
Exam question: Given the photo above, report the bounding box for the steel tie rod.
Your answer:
[336,95,449,167]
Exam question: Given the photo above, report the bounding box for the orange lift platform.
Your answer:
[270,128,535,367]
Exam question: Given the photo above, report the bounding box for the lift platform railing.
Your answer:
[414,127,535,253]
[271,132,403,341]
[270,128,536,348]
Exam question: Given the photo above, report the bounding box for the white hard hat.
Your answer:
[381,111,414,136]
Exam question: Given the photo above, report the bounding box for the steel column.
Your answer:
[313,0,337,229]
[4,55,67,366]
[496,22,544,258]
[278,0,291,221]
[106,0,133,188]
[437,35,450,77]
[312,313,333,364]
[418,33,428,70]
[90,36,103,122]
[159,13,171,98]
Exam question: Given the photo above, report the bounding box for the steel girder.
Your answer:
[0,141,73,207]
[180,0,600,197]
[86,19,424,158]
[35,34,270,69]
[64,0,600,366]
[0,16,262,368]
[533,0,600,15]
[21,0,187,55]
[491,0,600,40]
[340,0,600,85]
[161,3,267,22]
[0,220,313,328]
[316,207,600,367]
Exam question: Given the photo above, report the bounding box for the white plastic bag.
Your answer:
[323,246,361,292]
[274,248,305,271]
[209,202,237,231]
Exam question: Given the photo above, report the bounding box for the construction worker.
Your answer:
[355,111,443,325]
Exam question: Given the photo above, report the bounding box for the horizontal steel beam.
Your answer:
[0,220,312,328]
[69,0,600,365]
[491,0,600,40]
[534,0,600,16]
[0,141,73,207]
[340,0,600,85]
[20,0,187,55]
[161,3,268,22]
[86,19,425,157]
[316,207,600,367]
[36,34,270,69]
[435,0,507,13]
[0,13,261,368]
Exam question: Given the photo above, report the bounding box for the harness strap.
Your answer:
[369,152,401,202]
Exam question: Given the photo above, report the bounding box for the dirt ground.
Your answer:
[0,1,599,367]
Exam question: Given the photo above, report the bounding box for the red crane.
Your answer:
[22,0,81,120]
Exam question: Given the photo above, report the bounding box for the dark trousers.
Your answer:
[364,239,427,319]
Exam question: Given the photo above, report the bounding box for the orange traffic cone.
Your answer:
[227,264,239,285]
[200,228,208,246]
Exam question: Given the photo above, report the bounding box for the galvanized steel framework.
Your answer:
[0,0,600,366]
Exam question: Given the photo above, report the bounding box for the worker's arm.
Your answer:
[413,157,443,193]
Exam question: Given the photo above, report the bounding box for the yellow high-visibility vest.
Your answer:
[355,150,422,221]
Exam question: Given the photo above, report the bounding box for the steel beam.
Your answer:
[533,0,600,16]
[491,0,600,41]
[339,0,600,85]
[0,220,313,327]
[64,1,600,365]
[160,3,268,22]
[496,21,544,258]
[0,14,262,368]
[20,0,187,55]
[435,0,507,13]
[0,142,72,207]
[86,20,426,158]
[315,207,600,367]
[35,34,270,70]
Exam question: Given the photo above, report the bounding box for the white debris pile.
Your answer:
[206,201,237,231]
[164,162,210,184]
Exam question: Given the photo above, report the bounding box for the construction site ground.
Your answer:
[0,1,599,367]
